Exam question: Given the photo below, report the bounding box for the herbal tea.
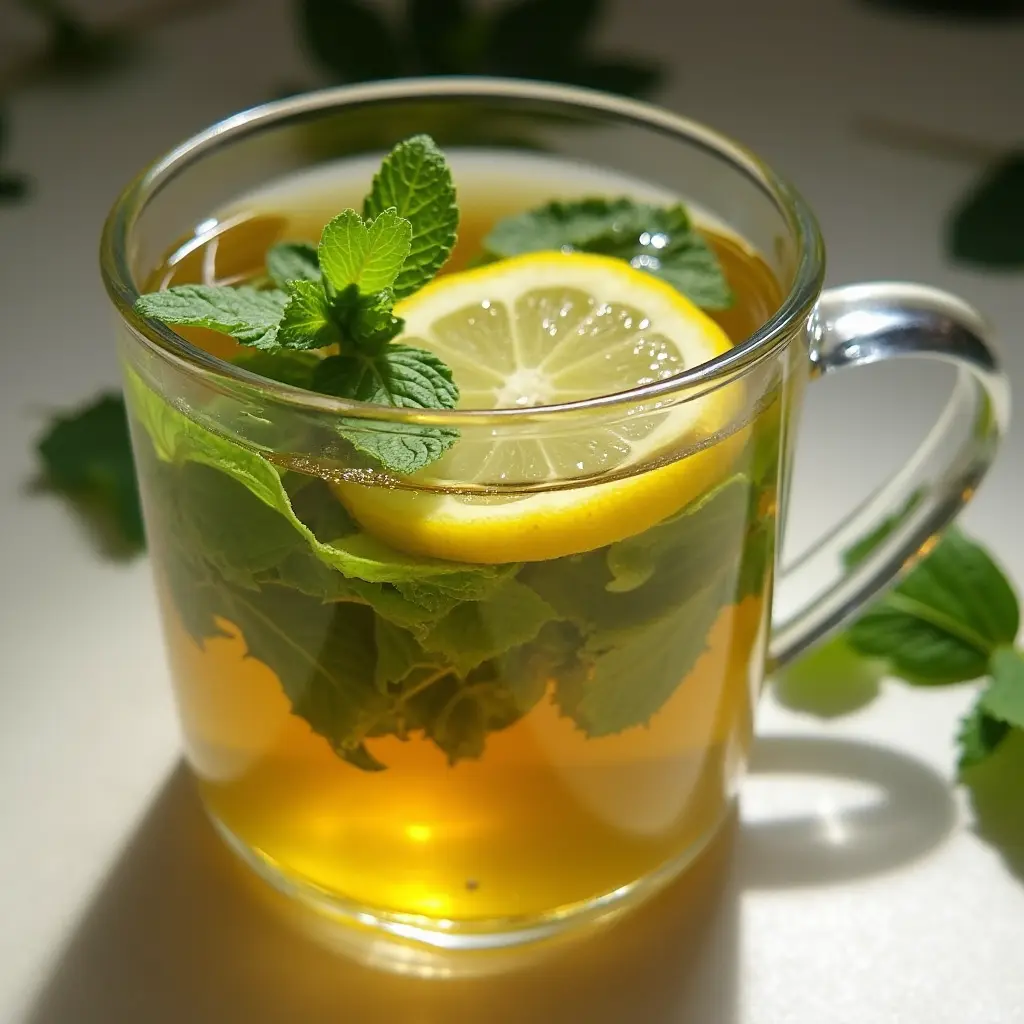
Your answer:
[128,143,786,927]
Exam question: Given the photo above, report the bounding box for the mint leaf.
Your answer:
[232,350,321,389]
[313,344,460,474]
[958,702,1013,772]
[277,280,339,350]
[222,582,389,758]
[298,0,402,82]
[318,208,412,296]
[606,474,750,593]
[363,135,458,299]
[403,670,534,764]
[409,0,473,73]
[36,392,144,554]
[981,647,1024,729]
[487,0,602,76]
[374,619,445,689]
[126,369,482,585]
[314,343,458,409]
[337,287,405,348]
[421,578,557,674]
[558,582,727,737]
[266,241,321,287]
[948,152,1024,268]
[134,285,288,350]
[484,198,733,309]
[342,420,460,477]
[846,529,1020,685]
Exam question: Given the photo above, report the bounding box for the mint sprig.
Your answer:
[134,135,459,476]
[484,197,734,310]
[837,511,1024,772]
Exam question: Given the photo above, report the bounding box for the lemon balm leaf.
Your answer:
[134,284,289,350]
[318,208,413,296]
[484,198,733,309]
[266,241,321,287]
[363,135,459,299]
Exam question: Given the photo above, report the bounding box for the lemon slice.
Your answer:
[337,252,746,563]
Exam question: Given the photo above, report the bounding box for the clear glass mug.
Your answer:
[100,79,1008,951]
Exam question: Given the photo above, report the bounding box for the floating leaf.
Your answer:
[948,152,1024,268]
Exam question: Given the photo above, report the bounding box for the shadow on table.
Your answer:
[26,734,958,1024]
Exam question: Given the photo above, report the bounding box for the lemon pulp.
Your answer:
[336,252,745,563]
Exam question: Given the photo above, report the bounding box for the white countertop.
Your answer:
[2,1,1023,1021]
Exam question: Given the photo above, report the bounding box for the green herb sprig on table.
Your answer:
[839,514,1024,771]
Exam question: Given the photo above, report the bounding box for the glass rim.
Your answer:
[100,76,826,427]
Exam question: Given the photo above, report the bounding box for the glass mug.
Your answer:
[100,79,1008,950]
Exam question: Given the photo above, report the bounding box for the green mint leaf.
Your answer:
[277,280,339,351]
[363,135,458,299]
[329,285,405,349]
[313,343,458,409]
[981,647,1024,729]
[557,582,728,737]
[297,0,402,82]
[409,0,476,73]
[26,0,130,78]
[339,420,460,477]
[374,619,446,690]
[420,579,558,675]
[403,670,534,764]
[126,368,483,585]
[525,475,749,634]
[232,350,321,390]
[485,198,733,309]
[318,208,412,296]
[36,392,144,554]
[947,152,1024,268]
[957,701,1013,772]
[313,344,459,475]
[845,529,1020,685]
[606,474,751,593]
[266,241,321,287]
[486,0,602,75]
[222,582,390,758]
[135,284,288,350]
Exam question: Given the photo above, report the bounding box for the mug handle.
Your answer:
[768,282,1011,669]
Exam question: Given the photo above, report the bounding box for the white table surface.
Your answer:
[2,1,1023,1021]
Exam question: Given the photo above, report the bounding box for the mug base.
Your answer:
[207,802,733,971]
